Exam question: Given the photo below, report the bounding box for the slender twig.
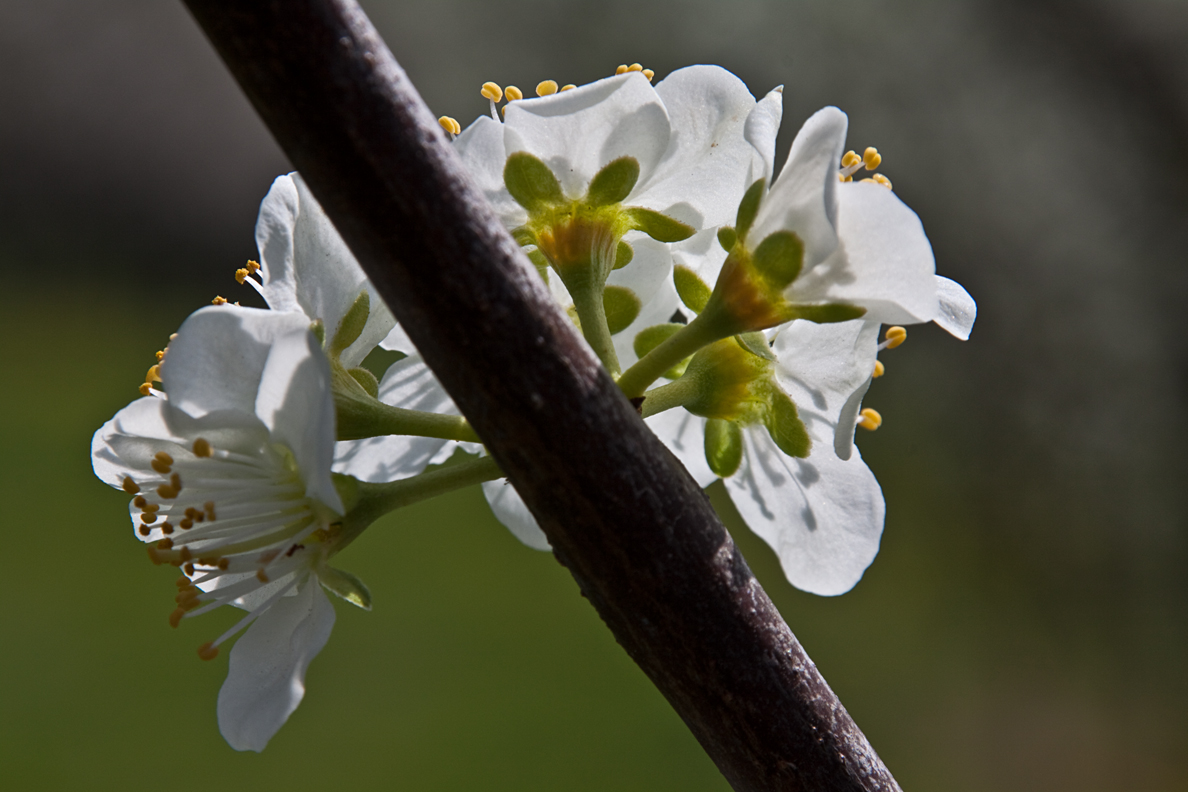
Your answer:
[180,2,902,789]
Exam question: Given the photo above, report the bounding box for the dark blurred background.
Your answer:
[2,0,1186,789]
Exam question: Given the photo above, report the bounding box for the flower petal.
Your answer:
[217,578,336,752]
[933,275,977,340]
[481,479,551,550]
[162,306,310,421]
[635,65,763,227]
[749,106,847,269]
[91,396,182,489]
[744,86,784,184]
[454,115,526,227]
[254,326,342,513]
[333,355,461,482]
[503,73,670,200]
[727,428,884,596]
[795,181,939,325]
[644,410,716,487]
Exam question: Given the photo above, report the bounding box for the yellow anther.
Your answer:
[171,472,182,491]
[480,81,503,102]
[616,64,629,75]
[212,296,227,305]
[133,496,147,509]
[197,642,220,661]
[863,173,893,190]
[169,608,186,628]
[256,569,270,584]
[138,524,151,537]
[841,150,862,169]
[873,360,885,378]
[169,333,177,341]
[156,484,176,499]
[192,438,212,458]
[504,85,523,101]
[122,477,141,495]
[218,558,230,570]
[140,511,158,524]
[838,174,852,183]
[627,63,643,72]
[234,268,250,284]
[437,116,461,136]
[151,452,173,474]
[176,576,191,589]
[183,562,195,575]
[145,365,161,384]
[138,383,152,396]
[884,326,907,348]
[157,538,174,550]
[245,260,260,274]
[147,547,164,566]
[560,84,576,91]
[155,350,165,361]
[862,147,881,170]
[160,521,175,535]
[642,69,655,82]
[180,518,193,530]
[536,80,558,96]
[178,546,192,562]
[857,408,883,431]
[142,502,160,513]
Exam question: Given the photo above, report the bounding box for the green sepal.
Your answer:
[527,248,550,282]
[704,418,744,478]
[752,231,804,288]
[614,240,634,270]
[319,565,373,610]
[309,319,326,346]
[622,207,695,243]
[347,366,380,398]
[736,331,776,362]
[504,151,564,212]
[633,323,691,379]
[512,227,537,247]
[717,226,737,251]
[586,156,640,206]
[735,179,766,241]
[673,265,711,314]
[328,291,370,358]
[765,391,811,459]
[787,303,868,324]
[603,286,641,335]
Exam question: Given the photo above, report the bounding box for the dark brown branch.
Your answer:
[181,2,902,789]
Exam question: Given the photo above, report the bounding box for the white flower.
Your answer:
[92,305,362,751]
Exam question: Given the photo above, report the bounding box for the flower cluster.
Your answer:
[93,64,974,750]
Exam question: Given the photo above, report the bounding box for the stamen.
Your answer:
[138,524,152,537]
[197,642,219,661]
[160,522,174,535]
[857,408,883,431]
[616,64,629,75]
[256,569,270,584]
[155,350,165,362]
[157,538,174,550]
[480,82,503,102]
[642,69,655,82]
[504,85,523,101]
[204,501,217,521]
[881,326,907,349]
[133,495,147,508]
[151,452,173,474]
[234,268,250,284]
[873,360,885,378]
[863,173,893,190]
[627,63,643,72]
[536,80,558,96]
[145,365,161,385]
[841,150,862,169]
[245,260,260,274]
[183,563,195,575]
[560,84,576,91]
[212,296,228,305]
[141,512,158,525]
[122,476,141,495]
[862,147,882,170]
[192,438,212,458]
[138,383,153,396]
[437,116,461,137]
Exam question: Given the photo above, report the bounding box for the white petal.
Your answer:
[671,226,728,290]
[254,327,342,513]
[727,429,884,596]
[772,319,880,460]
[91,397,180,489]
[635,65,761,228]
[744,87,784,184]
[453,115,526,227]
[503,73,670,199]
[481,479,551,550]
[378,323,416,354]
[162,306,310,421]
[217,578,336,752]
[333,355,463,483]
[933,275,977,340]
[794,181,939,325]
[253,175,303,315]
[614,273,680,369]
[749,107,847,270]
[644,409,716,487]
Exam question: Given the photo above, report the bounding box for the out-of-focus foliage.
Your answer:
[2,0,1185,789]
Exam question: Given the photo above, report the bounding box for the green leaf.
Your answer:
[603,285,642,334]
[765,391,811,458]
[587,156,640,206]
[319,566,373,610]
[673,265,711,313]
[613,240,634,270]
[752,231,804,287]
[632,323,690,379]
[347,366,380,398]
[704,418,744,478]
[329,290,370,357]
[504,151,564,212]
[735,178,766,241]
[622,207,695,243]
[716,225,737,251]
[787,303,868,324]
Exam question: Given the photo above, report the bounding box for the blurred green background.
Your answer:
[2,0,1186,789]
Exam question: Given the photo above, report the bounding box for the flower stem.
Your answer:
[569,280,621,376]
[335,391,480,442]
[639,377,699,418]
[617,312,723,399]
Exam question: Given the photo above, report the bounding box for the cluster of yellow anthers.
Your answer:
[437,64,656,138]
[839,147,893,190]
[857,325,907,431]
[138,333,177,396]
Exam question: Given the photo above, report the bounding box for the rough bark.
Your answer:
[181,1,903,789]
